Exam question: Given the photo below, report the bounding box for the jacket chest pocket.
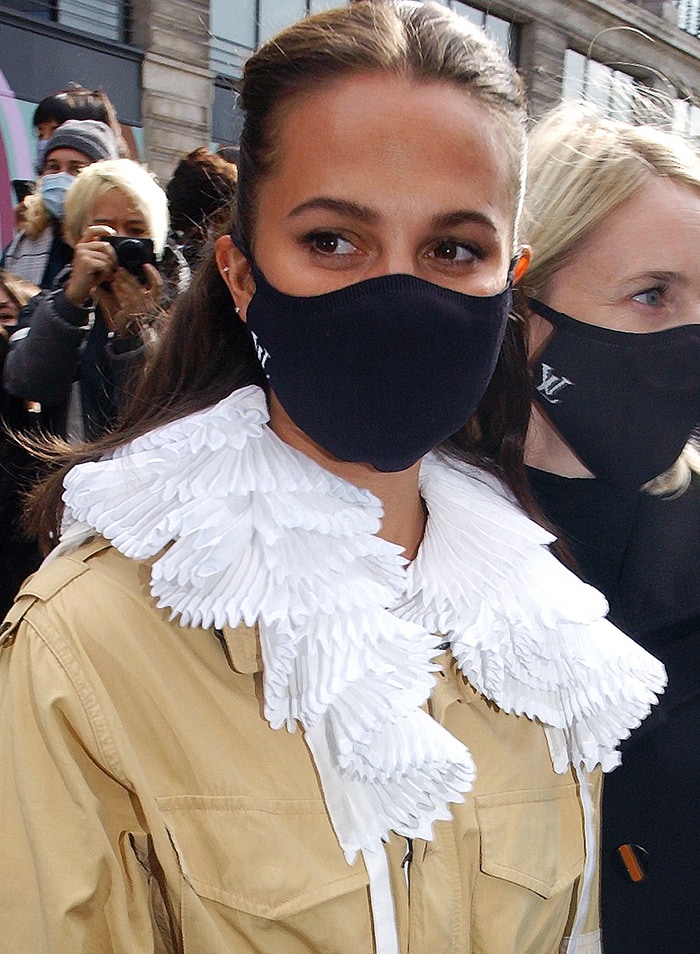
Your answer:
[476,785,585,897]
[158,795,373,954]
[472,785,586,953]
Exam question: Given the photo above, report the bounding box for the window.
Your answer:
[258,0,307,44]
[677,0,700,36]
[308,0,346,14]
[211,0,349,78]
[210,0,516,79]
[562,49,639,119]
[435,1,517,59]
[0,0,129,41]
[210,0,257,77]
[563,49,700,144]
[673,99,700,140]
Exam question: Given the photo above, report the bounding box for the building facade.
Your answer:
[0,0,699,244]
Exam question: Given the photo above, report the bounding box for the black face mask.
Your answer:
[529,298,700,489]
[241,261,512,472]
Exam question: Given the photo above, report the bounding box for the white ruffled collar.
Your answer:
[59,385,665,862]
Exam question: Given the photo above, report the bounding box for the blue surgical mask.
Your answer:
[40,171,75,221]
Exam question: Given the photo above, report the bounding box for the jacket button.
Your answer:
[612,843,649,883]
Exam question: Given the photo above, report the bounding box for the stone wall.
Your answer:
[131,0,213,186]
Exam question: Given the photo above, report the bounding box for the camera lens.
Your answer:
[113,238,149,269]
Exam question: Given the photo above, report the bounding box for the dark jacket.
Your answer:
[2,276,146,441]
[0,329,43,618]
[528,466,700,954]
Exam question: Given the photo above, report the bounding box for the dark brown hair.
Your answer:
[33,82,130,158]
[26,1,544,551]
[166,147,238,237]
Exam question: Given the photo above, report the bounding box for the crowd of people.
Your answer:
[0,2,697,952]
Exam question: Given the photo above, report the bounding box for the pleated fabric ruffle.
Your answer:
[59,384,666,861]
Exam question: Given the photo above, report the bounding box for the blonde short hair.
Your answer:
[520,102,700,495]
[521,101,700,297]
[0,269,40,308]
[63,158,169,255]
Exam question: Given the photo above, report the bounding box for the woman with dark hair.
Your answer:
[0,5,663,952]
[166,146,238,269]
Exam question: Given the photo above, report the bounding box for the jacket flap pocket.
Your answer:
[476,786,584,899]
[159,795,368,919]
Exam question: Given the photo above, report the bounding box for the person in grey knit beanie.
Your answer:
[43,119,119,167]
[1,119,121,289]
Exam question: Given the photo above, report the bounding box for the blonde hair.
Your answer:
[0,269,40,308]
[63,159,169,255]
[521,101,700,494]
[21,189,53,239]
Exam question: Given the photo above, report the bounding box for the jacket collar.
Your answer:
[57,384,666,862]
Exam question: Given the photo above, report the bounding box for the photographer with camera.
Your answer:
[3,159,169,441]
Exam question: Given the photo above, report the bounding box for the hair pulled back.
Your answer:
[26,0,540,550]
[237,1,526,250]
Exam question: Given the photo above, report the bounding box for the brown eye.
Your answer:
[434,241,459,260]
[314,234,340,253]
[430,240,480,263]
[307,232,357,256]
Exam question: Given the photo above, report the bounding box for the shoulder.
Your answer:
[2,230,26,261]
[1,538,163,654]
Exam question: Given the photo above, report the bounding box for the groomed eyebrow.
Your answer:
[430,209,498,234]
[625,269,687,287]
[287,196,499,234]
[287,196,379,223]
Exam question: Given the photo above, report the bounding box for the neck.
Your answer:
[267,392,426,559]
[525,403,594,478]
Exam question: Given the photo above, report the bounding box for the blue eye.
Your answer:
[632,286,665,306]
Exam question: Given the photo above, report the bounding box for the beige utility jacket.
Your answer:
[0,538,600,953]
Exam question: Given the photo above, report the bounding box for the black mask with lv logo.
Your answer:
[529,298,700,490]
[241,257,512,472]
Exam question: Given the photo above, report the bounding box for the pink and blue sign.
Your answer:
[0,68,34,248]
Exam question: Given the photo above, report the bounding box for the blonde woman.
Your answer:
[518,102,700,953]
[3,158,168,441]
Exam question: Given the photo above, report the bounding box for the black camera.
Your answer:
[101,236,157,283]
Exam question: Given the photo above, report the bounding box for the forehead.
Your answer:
[45,147,91,165]
[581,175,700,261]
[90,188,144,217]
[259,72,516,233]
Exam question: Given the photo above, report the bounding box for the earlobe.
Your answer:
[512,246,532,286]
[215,234,255,320]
